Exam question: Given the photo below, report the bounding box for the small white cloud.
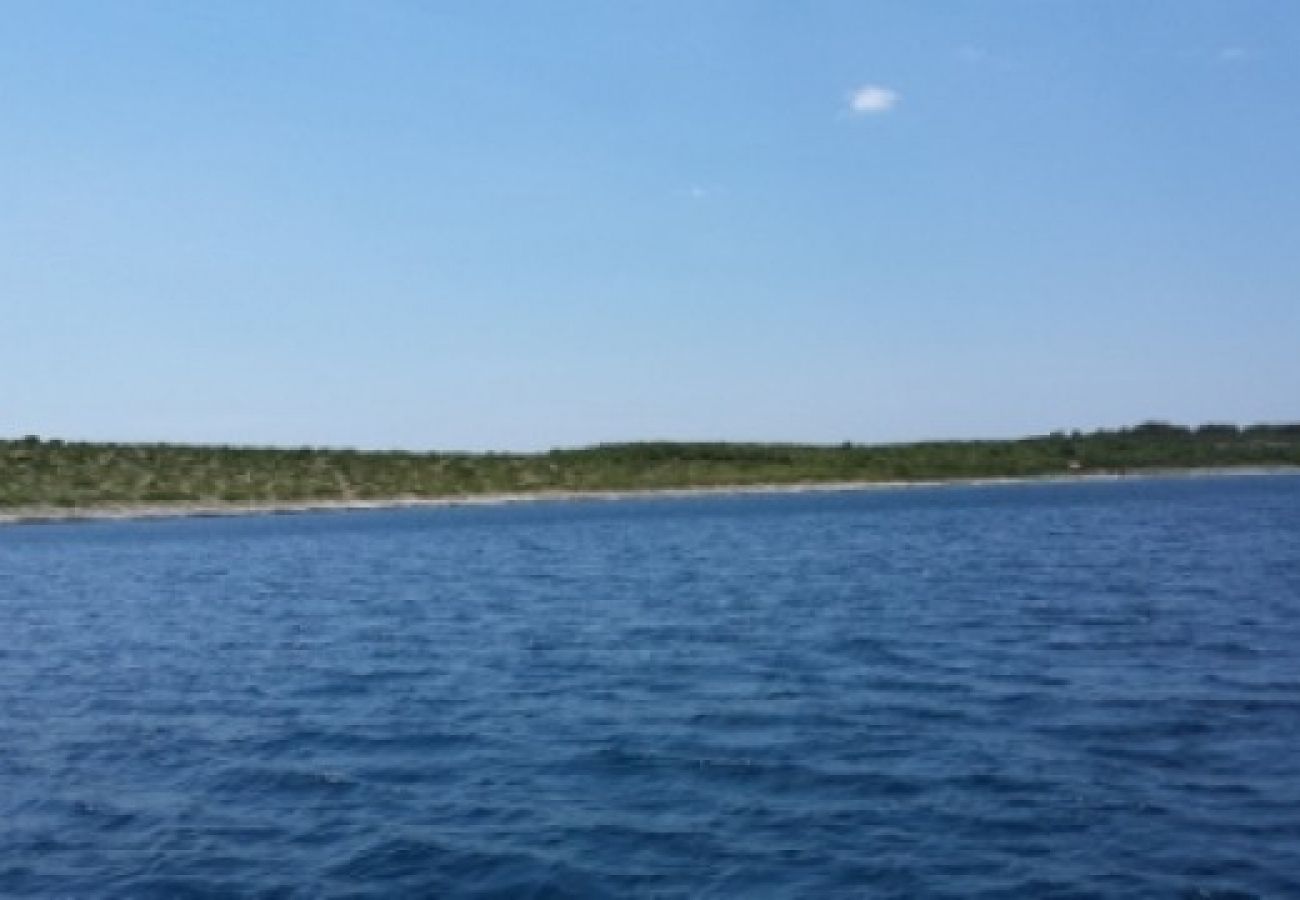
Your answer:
[676,184,717,201]
[848,84,898,115]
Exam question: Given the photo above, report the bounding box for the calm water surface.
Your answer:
[2,475,1299,898]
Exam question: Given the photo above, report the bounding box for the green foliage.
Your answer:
[1,422,1298,512]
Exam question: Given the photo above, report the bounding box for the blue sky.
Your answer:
[3,1,1297,450]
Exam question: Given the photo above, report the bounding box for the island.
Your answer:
[2,420,1297,522]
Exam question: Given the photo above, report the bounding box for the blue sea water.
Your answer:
[2,474,1299,898]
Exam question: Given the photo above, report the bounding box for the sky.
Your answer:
[2,1,1297,451]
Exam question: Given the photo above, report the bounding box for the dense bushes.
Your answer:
[2,423,1297,510]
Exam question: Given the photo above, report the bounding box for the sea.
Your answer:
[2,473,1299,898]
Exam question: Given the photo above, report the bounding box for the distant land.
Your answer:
[2,421,1298,522]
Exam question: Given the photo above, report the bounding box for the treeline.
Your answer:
[2,421,1298,510]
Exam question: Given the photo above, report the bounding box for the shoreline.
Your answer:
[1,465,1296,527]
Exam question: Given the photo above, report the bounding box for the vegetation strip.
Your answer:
[3,421,1297,520]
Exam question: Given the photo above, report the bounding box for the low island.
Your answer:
[2,420,1298,523]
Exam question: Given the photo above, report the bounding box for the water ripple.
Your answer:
[2,475,1299,896]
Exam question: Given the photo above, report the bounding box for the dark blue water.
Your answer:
[3,475,1299,898]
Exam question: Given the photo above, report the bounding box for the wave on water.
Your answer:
[2,474,1299,897]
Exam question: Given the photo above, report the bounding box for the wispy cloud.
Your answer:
[1217,46,1258,63]
[955,45,1016,70]
[847,84,899,115]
